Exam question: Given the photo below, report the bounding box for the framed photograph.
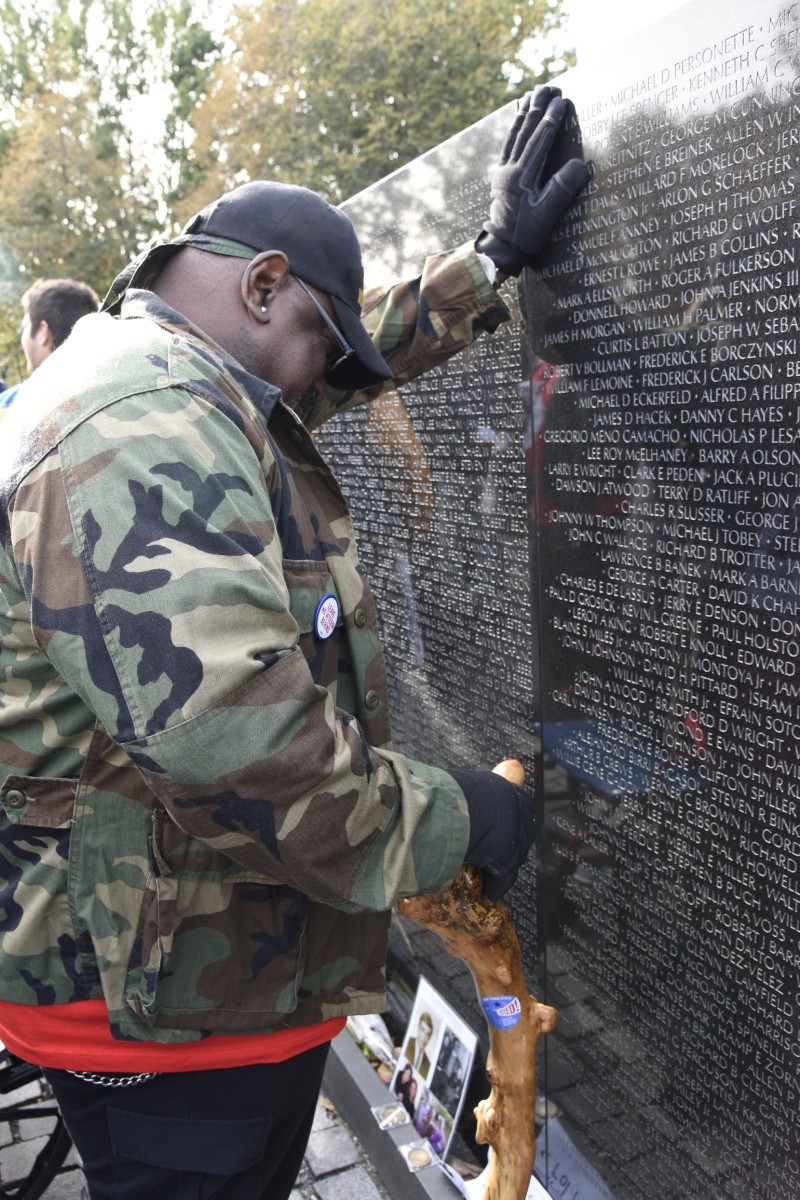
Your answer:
[390,975,479,1160]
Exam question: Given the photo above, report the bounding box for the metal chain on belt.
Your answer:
[66,1069,159,1088]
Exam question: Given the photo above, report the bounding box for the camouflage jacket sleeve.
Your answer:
[8,315,469,913]
[303,241,511,431]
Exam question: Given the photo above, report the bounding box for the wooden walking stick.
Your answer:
[399,759,556,1200]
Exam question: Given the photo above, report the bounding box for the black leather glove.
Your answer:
[477,85,591,277]
[449,768,536,900]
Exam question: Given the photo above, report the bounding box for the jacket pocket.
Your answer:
[0,774,76,827]
[123,809,309,1031]
[283,559,343,690]
[0,775,86,1003]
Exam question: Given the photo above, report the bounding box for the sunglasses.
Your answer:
[292,276,354,377]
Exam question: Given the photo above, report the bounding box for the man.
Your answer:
[405,1011,435,1079]
[0,277,99,414]
[0,88,588,1198]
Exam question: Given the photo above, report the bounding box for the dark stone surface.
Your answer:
[320,1,800,1195]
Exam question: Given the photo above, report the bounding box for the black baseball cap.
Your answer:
[103,181,392,391]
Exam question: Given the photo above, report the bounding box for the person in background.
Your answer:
[0,87,589,1199]
[0,277,99,415]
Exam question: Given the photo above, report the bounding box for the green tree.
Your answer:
[0,0,571,382]
[0,0,220,383]
[174,0,569,219]
[159,0,223,205]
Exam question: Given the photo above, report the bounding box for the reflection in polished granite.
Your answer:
[318,0,799,1195]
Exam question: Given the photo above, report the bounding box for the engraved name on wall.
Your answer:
[530,4,799,1195]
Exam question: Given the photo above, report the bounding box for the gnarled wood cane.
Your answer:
[399,759,556,1200]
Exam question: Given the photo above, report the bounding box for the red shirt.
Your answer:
[0,999,344,1072]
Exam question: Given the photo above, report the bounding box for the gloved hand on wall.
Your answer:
[449,765,536,900]
[477,85,591,278]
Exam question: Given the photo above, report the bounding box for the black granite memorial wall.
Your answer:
[317,1,799,1195]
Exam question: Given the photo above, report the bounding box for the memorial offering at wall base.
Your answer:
[390,975,479,1163]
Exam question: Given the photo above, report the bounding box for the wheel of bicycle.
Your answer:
[0,1048,74,1200]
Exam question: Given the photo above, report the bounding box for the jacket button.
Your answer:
[354,608,367,628]
[5,789,27,809]
[364,690,380,710]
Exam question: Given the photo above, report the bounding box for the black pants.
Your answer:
[43,1043,330,1200]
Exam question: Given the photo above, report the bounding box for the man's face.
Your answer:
[20,311,50,373]
[418,1018,433,1050]
[253,276,344,410]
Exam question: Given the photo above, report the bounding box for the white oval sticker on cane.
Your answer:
[314,594,339,639]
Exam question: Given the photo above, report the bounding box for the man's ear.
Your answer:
[34,320,54,353]
[242,251,291,319]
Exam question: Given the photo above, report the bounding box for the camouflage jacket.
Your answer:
[0,243,509,1042]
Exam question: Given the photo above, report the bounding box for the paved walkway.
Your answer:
[291,1094,391,1200]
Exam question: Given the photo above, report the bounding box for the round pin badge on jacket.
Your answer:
[314,594,339,639]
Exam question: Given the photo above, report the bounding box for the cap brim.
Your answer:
[327,298,393,392]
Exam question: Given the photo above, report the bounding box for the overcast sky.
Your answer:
[557,0,689,65]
